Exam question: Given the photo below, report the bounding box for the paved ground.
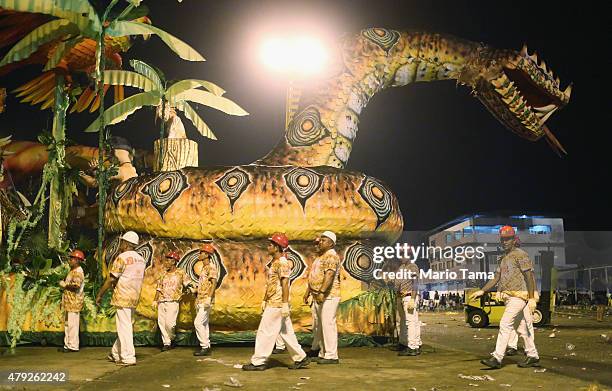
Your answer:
[0,311,610,391]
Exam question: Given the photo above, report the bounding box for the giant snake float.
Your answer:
[2,28,571,334]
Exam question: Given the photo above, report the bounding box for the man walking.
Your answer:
[242,233,310,371]
[193,244,218,356]
[96,231,146,366]
[153,251,190,351]
[59,249,86,353]
[471,226,540,369]
[394,260,422,356]
[303,231,341,364]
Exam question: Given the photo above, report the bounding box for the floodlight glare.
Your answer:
[260,36,328,76]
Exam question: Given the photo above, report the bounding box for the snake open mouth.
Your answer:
[477,45,572,154]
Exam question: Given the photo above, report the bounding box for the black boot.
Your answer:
[161,345,171,352]
[398,347,419,356]
[288,356,311,369]
[317,358,340,364]
[517,356,541,368]
[306,349,320,358]
[389,344,408,352]
[505,347,518,356]
[272,348,286,354]
[242,363,267,371]
[193,347,211,356]
[57,347,78,353]
[480,357,502,369]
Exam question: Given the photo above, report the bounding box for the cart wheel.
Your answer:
[468,310,489,328]
[533,309,550,326]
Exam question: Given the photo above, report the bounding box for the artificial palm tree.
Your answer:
[84,59,248,170]
[0,0,204,264]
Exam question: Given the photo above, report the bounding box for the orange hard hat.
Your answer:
[69,249,85,261]
[269,232,289,249]
[199,243,215,254]
[499,225,516,238]
[165,251,181,261]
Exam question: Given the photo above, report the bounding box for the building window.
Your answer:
[529,225,551,234]
[463,227,474,235]
[474,225,518,235]
[454,231,462,241]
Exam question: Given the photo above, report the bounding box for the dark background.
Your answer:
[0,0,609,231]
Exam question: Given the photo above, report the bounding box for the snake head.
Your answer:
[462,45,572,155]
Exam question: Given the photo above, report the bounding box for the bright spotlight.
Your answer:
[260,36,328,77]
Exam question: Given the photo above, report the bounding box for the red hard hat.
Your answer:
[200,243,215,254]
[499,225,516,238]
[69,249,85,261]
[269,232,289,249]
[165,251,181,261]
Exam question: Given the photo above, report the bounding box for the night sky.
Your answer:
[0,0,609,231]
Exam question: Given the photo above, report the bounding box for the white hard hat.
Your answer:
[121,231,139,245]
[321,231,337,244]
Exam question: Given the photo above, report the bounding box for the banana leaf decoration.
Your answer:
[0,1,206,251]
[84,59,248,142]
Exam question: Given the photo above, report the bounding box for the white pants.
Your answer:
[492,297,539,362]
[312,297,340,360]
[251,306,306,366]
[509,329,519,349]
[396,296,421,349]
[64,312,80,351]
[275,335,285,350]
[310,301,320,350]
[111,307,136,364]
[158,301,179,346]
[194,304,211,348]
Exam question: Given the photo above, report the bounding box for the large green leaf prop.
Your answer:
[171,89,249,116]
[166,79,226,97]
[103,70,156,92]
[175,100,217,139]
[0,19,79,67]
[107,21,205,61]
[84,91,161,132]
[0,0,100,35]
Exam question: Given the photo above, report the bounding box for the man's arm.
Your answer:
[79,172,98,187]
[319,270,335,295]
[281,277,289,303]
[208,278,217,298]
[95,275,117,305]
[523,269,536,299]
[482,272,501,292]
[470,272,500,299]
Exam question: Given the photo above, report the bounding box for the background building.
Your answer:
[423,214,567,293]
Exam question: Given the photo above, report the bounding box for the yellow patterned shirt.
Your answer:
[497,248,534,301]
[308,249,341,298]
[196,262,218,305]
[157,268,191,302]
[110,251,146,308]
[394,263,419,297]
[264,256,291,307]
[62,266,85,312]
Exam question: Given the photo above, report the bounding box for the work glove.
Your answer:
[281,303,290,318]
[470,290,485,300]
[261,301,267,313]
[59,281,66,289]
[405,297,416,310]
[527,298,537,314]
